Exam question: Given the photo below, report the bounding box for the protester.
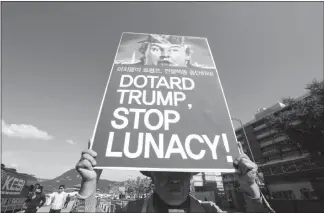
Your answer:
[64,194,71,208]
[70,141,275,213]
[27,185,35,197]
[24,186,46,213]
[49,185,67,213]
[96,194,101,208]
[34,183,41,191]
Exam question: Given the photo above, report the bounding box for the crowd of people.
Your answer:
[23,184,46,213]
[22,184,72,213]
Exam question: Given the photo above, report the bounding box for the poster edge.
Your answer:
[122,31,207,40]
[204,38,241,155]
[93,166,236,173]
[89,32,125,150]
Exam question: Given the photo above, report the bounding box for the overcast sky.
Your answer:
[2,2,323,181]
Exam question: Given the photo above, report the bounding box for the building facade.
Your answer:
[235,102,305,163]
[233,95,324,202]
[192,172,224,192]
[191,172,225,205]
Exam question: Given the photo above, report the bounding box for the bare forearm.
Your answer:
[244,183,261,198]
[79,180,97,197]
[70,181,97,213]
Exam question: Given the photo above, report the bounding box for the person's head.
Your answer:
[29,185,35,192]
[35,186,43,194]
[144,171,194,206]
[33,183,40,192]
[138,34,192,67]
[58,185,65,193]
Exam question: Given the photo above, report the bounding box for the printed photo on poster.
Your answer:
[115,33,215,69]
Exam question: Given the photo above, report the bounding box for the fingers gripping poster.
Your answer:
[90,32,240,172]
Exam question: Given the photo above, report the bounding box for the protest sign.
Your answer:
[90,32,240,172]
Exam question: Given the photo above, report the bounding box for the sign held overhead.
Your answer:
[91,32,239,172]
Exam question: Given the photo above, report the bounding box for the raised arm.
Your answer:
[70,141,103,213]
[233,153,275,213]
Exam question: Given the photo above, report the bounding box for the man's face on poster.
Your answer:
[145,43,190,67]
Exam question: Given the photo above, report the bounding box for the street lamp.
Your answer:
[231,117,255,163]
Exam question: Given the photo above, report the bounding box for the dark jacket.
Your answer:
[25,193,46,210]
[66,196,71,203]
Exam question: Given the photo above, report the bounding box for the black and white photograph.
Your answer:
[1,2,323,213]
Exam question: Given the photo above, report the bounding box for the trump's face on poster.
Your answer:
[145,42,190,67]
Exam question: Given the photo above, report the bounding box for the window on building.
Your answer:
[282,151,301,159]
[253,126,269,135]
[273,135,288,143]
[258,135,275,144]
[283,190,296,200]
[281,145,294,152]
[271,154,282,160]
[301,188,311,200]
[260,140,275,148]
[255,128,272,137]
[262,146,281,157]
[194,186,204,192]
[300,188,319,200]
[252,119,268,130]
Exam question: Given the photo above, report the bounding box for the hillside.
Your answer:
[41,168,121,193]
[37,178,51,182]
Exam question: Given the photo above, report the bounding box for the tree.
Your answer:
[124,177,152,199]
[142,177,152,196]
[266,80,324,158]
[125,179,136,197]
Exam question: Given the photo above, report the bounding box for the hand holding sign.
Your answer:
[233,142,260,198]
[75,140,103,197]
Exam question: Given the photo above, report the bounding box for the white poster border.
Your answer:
[90,32,239,173]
